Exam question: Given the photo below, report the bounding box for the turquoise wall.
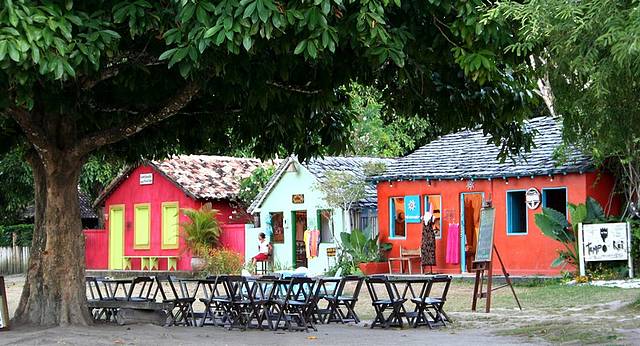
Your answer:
[245,161,346,275]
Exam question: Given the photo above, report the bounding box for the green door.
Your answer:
[109,205,125,270]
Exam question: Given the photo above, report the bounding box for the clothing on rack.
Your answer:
[303,229,320,258]
[421,215,436,266]
[446,223,460,264]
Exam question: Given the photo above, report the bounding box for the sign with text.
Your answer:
[326,247,336,257]
[525,188,541,209]
[139,173,153,185]
[0,276,9,331]
[474,207,496,263]
[404,195,421,223]
[578,223,633,278]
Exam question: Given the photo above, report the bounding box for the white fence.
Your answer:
[0,247,30,274]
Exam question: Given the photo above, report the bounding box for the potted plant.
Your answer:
[340,229,392,275]
[181,203,222,271]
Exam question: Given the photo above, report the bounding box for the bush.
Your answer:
[0,224,33,246]
[203,248,244,275]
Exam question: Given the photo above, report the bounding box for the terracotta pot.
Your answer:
[190,257,206,272]
[358,262,388,275]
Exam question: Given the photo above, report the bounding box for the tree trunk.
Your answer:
[13,153,92,326]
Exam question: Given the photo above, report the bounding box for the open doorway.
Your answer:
[460,192,484,272]
[291,210,307,268]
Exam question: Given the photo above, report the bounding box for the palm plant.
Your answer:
[181,203,222,257]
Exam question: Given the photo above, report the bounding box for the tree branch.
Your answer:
[7,107,55,160]
[74,82,201,155]
[80,52,164,90]
[266,81,322,94]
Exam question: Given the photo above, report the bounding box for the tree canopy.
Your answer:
[0,0,537,326]
[489,0,640,213]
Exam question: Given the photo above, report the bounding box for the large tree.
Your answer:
[0,0,536,326]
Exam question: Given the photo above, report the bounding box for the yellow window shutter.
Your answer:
[162,202,179,249]
[134,204,150,249]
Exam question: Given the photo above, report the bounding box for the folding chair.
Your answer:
[225,276,261,330]
[365,276,406,329]
[198,275,229,327]
[419,275,451,327]
[86,276,115,322]
[125,276,157,302]
[323,275,363,324]
[155,275,196,326]
[253,276,278,330]
[273,277,317,332]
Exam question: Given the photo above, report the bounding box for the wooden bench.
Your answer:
[123,256,179,271]
[387,246,423,274]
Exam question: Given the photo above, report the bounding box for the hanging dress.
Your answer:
[421,217,437,266]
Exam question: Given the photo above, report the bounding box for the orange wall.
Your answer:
[377,172,617,276]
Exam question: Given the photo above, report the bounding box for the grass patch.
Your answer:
[497,322,621,344]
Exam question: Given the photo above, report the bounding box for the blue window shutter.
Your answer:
[390,198,395,237]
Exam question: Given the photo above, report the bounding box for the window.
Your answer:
[507,191,527,234]
[543,188,567,217]
[270,212,284,243]
[317,210,334,243]
[390,197,406,238]
[424,195,442,238]
[134,204,150,249]
[161,202,179,249]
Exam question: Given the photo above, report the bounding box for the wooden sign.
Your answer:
[578,223,634,278]
[291,194,304,204]
[326,247,336,257]
[139,173,153,185]
[0,276,9,331]
[472,206,521,313]
[474,207,496,262]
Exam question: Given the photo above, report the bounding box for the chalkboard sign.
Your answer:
[474,207,496,263]
[0,276,9,330]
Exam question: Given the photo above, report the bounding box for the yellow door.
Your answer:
[109,205,125,270]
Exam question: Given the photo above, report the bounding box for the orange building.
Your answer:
[374,117,619,276]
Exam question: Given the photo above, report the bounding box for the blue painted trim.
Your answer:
[424,194,443,239]
[389,197,407,239]
[506,189,528,235]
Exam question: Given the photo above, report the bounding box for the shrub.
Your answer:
[203,248,244,275]
[0,224,33,246]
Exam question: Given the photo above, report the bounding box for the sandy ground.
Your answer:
[2,274,640,345]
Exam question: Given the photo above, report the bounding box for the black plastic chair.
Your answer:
[410,275,451,328]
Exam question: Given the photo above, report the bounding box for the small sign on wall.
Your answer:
[139,173,153,185]
[404,195,421,223]
[525,187,541,209]
[326,247,336,257]
[292,194,304,204]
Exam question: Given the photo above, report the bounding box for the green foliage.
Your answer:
[203,247,244,275]
[534,197,606,270]
[339,228,390,264]
[0,224,33,246]
[79,155,125,203]
[362,161,388,177]
[342,83,432,157]
[238,165,276,206]
[181,203,222,257]
[314,170,366,214]
[0,148,33,225]
[490,0,640,211]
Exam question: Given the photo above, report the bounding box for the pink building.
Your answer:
[87,155,265,271]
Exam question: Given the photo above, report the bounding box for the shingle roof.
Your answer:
[374,116,593,182]
[24,190,98,220]
[94,155,267,206]
[248,156,395,213]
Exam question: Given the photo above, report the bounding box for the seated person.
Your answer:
[251,232,272,267]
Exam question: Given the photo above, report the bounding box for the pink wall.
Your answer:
[84,229,108,269]
[98,165,247,271]
[220,224,247,260]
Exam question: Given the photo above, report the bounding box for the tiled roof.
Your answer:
[94,155,268,206]
[374,116,593,182]
[248,156,395,213]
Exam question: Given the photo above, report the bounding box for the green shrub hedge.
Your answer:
[0,224,33,246]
